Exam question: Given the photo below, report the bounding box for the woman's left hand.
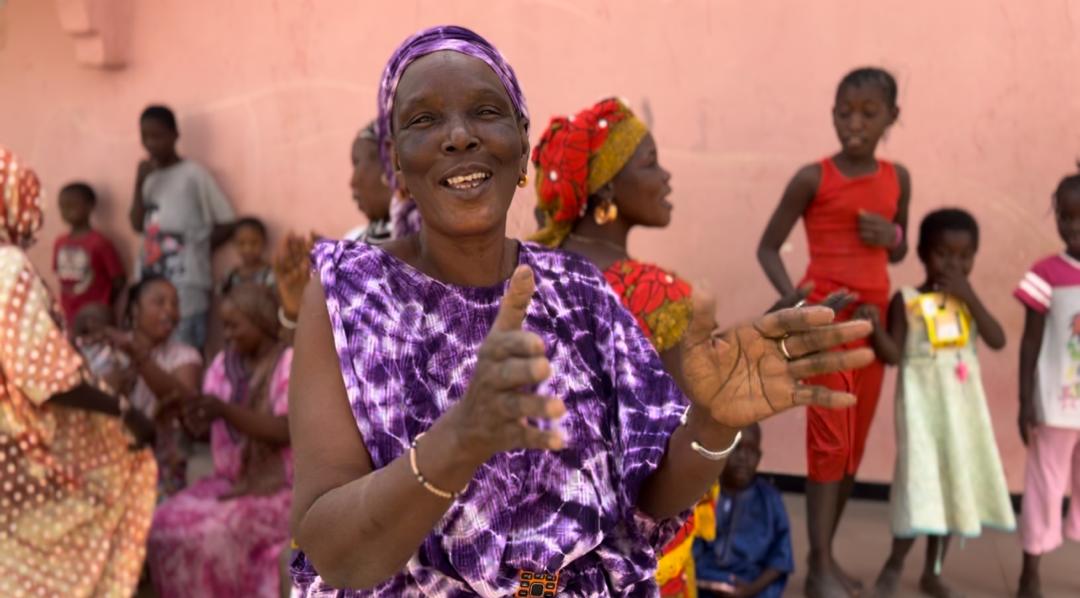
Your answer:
[678,292,874,429]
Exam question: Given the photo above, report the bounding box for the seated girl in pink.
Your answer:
[147,283,293,598]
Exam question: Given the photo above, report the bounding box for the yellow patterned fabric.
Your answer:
[656,485,719,597]
[0,245,157,597]
[695,484,719,542]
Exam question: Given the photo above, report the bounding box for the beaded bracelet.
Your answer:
[892,223,904,250]
[409,432,463,500]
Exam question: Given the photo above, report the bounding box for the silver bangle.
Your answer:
[680,406,743,461]
[278,307,297,330]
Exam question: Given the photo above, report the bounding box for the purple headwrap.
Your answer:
[376,25,529,238]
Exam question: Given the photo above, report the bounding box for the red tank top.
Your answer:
[800,157,900,304]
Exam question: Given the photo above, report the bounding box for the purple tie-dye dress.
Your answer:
[292,240,689,597]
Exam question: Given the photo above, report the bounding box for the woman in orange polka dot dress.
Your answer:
[0,146,158,598]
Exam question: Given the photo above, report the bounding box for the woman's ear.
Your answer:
[389,143,402,177]
[388,143,408,196]
[519,120,531,176]
[889,105,901,126]
[594,181,615,206]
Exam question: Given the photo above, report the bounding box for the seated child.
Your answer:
[221,216,275,294]
[694,423,794,598]
[71,302,134,392]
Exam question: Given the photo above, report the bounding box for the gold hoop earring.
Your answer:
[517,174,528,188]
[593,201,618,226]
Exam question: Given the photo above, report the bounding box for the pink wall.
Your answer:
[4,0,1080,490]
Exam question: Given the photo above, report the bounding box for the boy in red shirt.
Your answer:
[53,182,126,327]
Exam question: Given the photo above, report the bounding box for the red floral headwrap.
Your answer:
[530,98,648,247]
[0,146,44,247]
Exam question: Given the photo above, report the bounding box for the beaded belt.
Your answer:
[516,570,559,597]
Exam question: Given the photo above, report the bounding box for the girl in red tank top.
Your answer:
[757,68,911,598]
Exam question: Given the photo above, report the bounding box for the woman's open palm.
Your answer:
[679,292,874,429]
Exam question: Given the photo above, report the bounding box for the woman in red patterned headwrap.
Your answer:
[531,98,713,598]
[0,145,158,597]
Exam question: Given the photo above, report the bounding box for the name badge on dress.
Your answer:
[917,292,970,349]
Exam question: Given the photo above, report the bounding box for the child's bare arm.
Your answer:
[1018,307,1045,445]
[964,288,1006,350]
[757,164,820,297]
[854,295,902,365]
[889,164,912,263]
[938,267,1006,349]
[130,160,153,233]
[109,273,128,305]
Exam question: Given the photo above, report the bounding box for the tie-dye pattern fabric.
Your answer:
[291,240,689,597]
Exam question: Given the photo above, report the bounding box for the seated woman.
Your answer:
[106,275,202,494]
[147,283,293,598]
[288,25,873,596]
[0,145,156,597]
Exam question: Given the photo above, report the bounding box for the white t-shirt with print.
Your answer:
[138,159,234,317]
[1015,253,1080,429]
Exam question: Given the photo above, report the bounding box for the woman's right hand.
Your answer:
[441,266,566,466]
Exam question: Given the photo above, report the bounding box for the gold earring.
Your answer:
[593,201,618,225]
[517,174,528,188]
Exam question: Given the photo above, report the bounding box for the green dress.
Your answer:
[890,286,1015,537]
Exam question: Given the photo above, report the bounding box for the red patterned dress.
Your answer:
[604,259,717,598]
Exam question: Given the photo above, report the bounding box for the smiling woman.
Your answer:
[286,25,874,597]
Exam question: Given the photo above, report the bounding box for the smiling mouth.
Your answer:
[442,170,492,190]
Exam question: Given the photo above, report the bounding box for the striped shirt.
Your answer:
[1014,253,1080,428]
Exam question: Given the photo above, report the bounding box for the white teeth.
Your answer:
[446,171,490,187]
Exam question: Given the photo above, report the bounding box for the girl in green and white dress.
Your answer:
[857,209,1015,598]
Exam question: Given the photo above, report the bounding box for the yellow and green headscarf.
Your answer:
[530,98,648,247]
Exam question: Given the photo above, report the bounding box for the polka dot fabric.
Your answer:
[0,245,158,597]
[0,146,44,247]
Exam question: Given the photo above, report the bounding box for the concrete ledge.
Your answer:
[55,0,131,68]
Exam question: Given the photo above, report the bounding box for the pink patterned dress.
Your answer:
[147,349,294,598]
